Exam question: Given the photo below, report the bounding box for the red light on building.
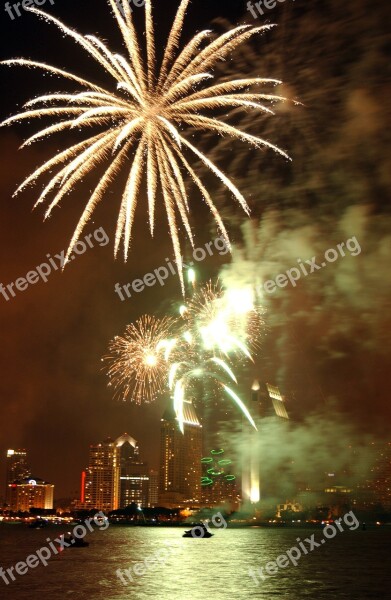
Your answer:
[80,470,86,503]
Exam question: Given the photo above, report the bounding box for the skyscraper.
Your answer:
[116,433,149,508]
[81,434,150,511]
[84,438,120,512]
[255,382,290,420]
[148,469,159,507]
[159,400,203,507]
[5,449,31,506]
[242,381,289,504]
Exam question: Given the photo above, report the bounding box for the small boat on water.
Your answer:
[28,519,48,529]
[64,535,89,547]
[182,523,214,538]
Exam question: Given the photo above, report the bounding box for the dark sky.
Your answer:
[0,0,389,499]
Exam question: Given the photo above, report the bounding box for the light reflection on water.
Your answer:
[0,525,389,599]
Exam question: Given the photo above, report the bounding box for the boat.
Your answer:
[28,519,48,529]
[64,535,89,547]
[182,523,214,538]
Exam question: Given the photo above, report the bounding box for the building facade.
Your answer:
[83,438,120,512]
[5,449,31,506]
[159,401,203,507]
[148,469,159,507]
[81,434,150,511]
[355,441,391,512]
[8,477,54,512]
[242,381,289,505]
[117,433,149,508]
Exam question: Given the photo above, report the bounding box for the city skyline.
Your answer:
[2,434,390,516]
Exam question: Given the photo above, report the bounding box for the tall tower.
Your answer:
[148,470,159,507]
[159,400,203,507]
[5,449,31,506]
[115,433,149,508]
[242,381,289,505]
[84,438,119,512]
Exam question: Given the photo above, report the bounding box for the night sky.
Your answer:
[0,0,389,499]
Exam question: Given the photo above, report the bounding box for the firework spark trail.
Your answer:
[105,280,263,431]
[168,281,262,431]
[1,0,289,292]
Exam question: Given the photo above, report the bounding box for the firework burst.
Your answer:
[169,282,261,431]
[104,315,175,403]
[1,0,289,292]
[105,280,263,430]
[182,280,263,356]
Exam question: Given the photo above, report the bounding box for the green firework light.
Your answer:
[201,449,236,487]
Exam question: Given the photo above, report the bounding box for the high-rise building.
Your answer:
[116,433,149,508]
[356,441,391,511]
[84,438,120,512]
[148,469,159,507]
[5,449,31,506]
[8,477,54,512]
[81,434,150,511]
[242,381,289,504]
[371,442,391,509]
[159,400,203,507]
[255,382,290,420]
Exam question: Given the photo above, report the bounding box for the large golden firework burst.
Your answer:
[104,315,175,404]
[1,0,289,291]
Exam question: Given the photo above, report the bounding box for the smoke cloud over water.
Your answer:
[221,410,377,506]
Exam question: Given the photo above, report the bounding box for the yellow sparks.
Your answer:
[104,315,174,403]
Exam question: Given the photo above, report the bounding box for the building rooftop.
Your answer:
[162,400,201,427]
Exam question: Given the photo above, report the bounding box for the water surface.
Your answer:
[0,525,389,599]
